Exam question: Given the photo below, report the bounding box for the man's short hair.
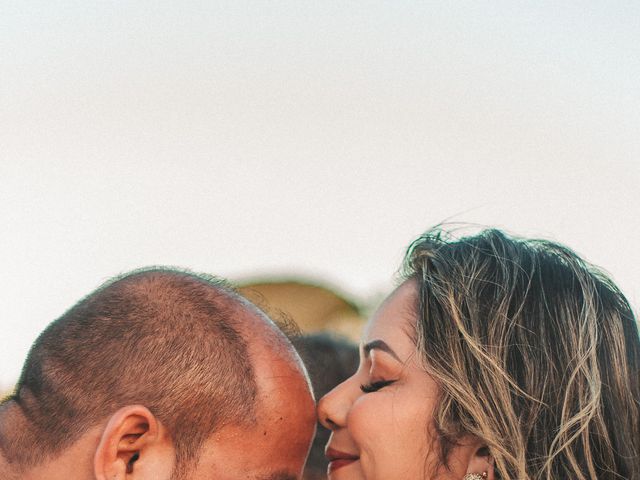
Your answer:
[1,268,258,468]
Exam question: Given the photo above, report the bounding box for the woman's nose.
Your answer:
[317,377,354,430]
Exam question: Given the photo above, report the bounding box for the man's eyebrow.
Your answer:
[363,339,401,362]
[256,472,297,480]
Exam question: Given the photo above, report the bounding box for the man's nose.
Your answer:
[317,377,354,430]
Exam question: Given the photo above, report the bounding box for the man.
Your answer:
[0,268,316,480]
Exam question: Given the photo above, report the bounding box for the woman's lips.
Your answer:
[328,458,358,473]
[326,447,359,473]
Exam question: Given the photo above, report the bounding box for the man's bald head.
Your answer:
[0,268,301,473]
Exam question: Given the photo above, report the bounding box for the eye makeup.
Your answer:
[360,379,396,393]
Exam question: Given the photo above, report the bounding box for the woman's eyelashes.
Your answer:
[360,379,396,393]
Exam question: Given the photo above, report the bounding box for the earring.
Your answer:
[463,473,487,480]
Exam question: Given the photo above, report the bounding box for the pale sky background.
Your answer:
[1,1,639,388]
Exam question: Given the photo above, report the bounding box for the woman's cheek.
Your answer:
[346,395,394,478]
[354,391,437,480]
[348,393,389,439]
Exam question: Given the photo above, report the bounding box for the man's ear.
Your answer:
[465,444,495,480]
[94,405,174,480]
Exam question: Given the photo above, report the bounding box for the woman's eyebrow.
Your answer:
[363,339,401,362]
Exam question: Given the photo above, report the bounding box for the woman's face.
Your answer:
[317,281,477,480]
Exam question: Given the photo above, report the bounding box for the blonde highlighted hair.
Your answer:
[403,228,640,479]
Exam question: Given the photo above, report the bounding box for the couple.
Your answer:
[1,227,639,479]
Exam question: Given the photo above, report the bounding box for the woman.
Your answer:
[318,228,640,479]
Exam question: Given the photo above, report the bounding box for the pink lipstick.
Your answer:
[326,447,359,473]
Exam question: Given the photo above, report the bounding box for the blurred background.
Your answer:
[1,0,638,398]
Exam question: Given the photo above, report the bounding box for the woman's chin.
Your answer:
[328,458,362,478]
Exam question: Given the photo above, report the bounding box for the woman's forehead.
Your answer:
[363,281,418,352]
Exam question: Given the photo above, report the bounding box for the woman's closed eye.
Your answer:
[360,379,396,393]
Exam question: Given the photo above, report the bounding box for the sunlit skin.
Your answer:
[118,310,318,480]
[188,325,317,480]
[0,307,316,480]
[317,280,493,480]
[9,354,315,480]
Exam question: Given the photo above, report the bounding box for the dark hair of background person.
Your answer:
[402,227,640,480]
[292,333,359,480]
[0,268,257,471]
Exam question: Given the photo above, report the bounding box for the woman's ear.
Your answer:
[465,444,495,480]
[93,405,174,480]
